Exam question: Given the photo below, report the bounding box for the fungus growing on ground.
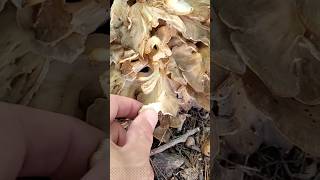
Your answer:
[110,0,210,142]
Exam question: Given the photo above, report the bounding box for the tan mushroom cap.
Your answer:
[32,33,86,63]
[67,0,107,35]
[111,0,187,56]
[0,3,48,105]
[33,0,106,45]
[30,57,106,117]
[0,3,32,68]
[33,0,73,44]
[0,52,49,105]
[292,37,320,105]
[242,70,320,156]
[218,0,305,97]
[171,44,206,93]
[164,0,193,16]
[15,0,106,63]
[212,10,246,74]
[217,0,320,104]
[180,16,209,46]
[184,0,209,22]
[109,64,141,99]
[137,70,180,116]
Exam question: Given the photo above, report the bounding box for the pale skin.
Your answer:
[0,95,158,180]
[110,95,158,180]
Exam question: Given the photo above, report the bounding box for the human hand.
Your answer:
[0,102,105,180]
[110,95,158,180]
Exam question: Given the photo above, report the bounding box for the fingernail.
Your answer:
[141,109,158,129]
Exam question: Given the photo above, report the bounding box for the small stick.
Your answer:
[150,127,200,156]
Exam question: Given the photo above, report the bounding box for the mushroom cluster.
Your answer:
[110,0,210,141]
[214,0,320,156]
[0,0,108,121]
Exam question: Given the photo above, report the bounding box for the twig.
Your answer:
[150,127,200,156]
[216,157,260,173]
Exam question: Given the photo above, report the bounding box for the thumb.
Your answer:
[124,109,158,155]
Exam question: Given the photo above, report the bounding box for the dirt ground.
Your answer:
[151,108,211,180]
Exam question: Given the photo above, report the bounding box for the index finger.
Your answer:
[110,95,142,122]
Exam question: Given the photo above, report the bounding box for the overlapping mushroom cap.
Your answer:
[215,0,320,104]
[110,0,210,141]
[242,70,320,156]
[0,0,108,118]
[214,0,320,156]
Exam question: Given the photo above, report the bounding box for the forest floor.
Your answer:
[151,108,211,180]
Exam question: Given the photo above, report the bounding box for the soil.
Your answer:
[151,108,211,180]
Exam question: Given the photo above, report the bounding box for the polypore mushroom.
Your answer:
[32,33,87,63]
[184,0,209,22]
[0,0,110,142]
[212,9,246,74]
[66,0,107,35]
[110,0,210,133]
[32,0,107,44]
[0,52,49,105]
[29,57,106,118]
[0,3,49,105]
[242,70,320,156]
[180,16,209,46]
[217,0,305,97]
[33,0,73,44]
